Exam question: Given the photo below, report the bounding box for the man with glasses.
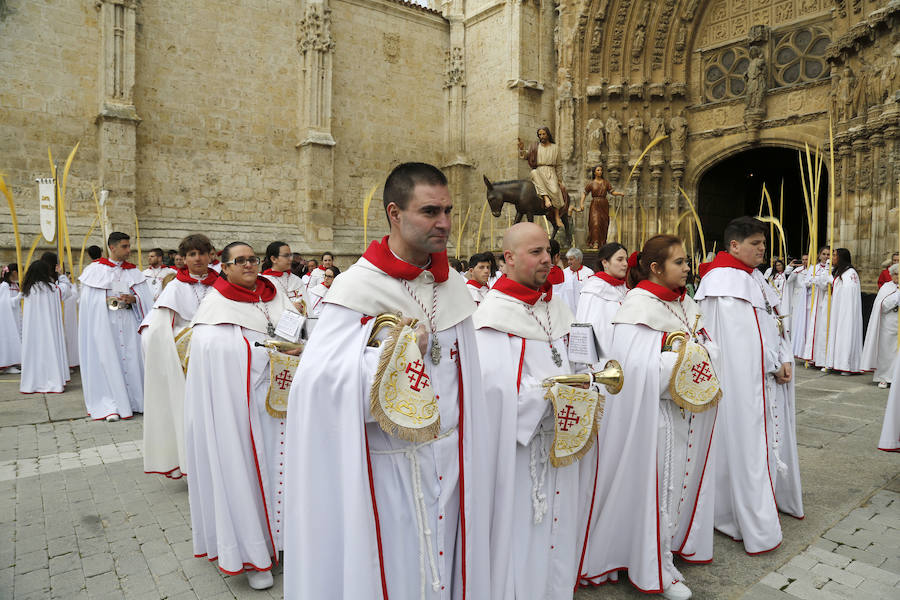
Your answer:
[284,163,492,599]
[306,267,334,318]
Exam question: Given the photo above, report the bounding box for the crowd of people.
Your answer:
[0,161,897,599]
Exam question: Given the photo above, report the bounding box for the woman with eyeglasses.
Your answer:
[261,241,306,315]
[183,241,302,590]
[306,267,334,318]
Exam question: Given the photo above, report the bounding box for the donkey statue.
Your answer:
[483,175,573,244]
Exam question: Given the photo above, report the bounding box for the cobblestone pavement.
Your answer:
[1,365,898,599]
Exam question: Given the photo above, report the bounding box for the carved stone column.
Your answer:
[95,0,139,232]
[296,1,336,244]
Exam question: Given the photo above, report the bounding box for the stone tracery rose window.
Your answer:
[703,47,751,102]
[772,26,830,87]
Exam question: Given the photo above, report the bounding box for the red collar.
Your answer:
[262,269,288,278]
[593,271,625,286]
[362,236,449,283]
[466,279,486,289]
[97,258,136,270]
[492,274,548,305]
[636,280,686,302]
[210,259,220,265]
[547,265,565,285]
[176,267,218,286]
[317,265,327,271]
[213,275,276,303]
[707,251,755,274]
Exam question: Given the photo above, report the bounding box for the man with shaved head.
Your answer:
[474,222,585,599]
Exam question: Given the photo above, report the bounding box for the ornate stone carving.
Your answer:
[745,46,768,111]
[627,112,646,156]
[652,0,676,69]
[605,111,623,156]
[444,46,465,88]
[609,2,629,73]
[298,4,335,54]
[670,110,688,157]
[589,15,605,73]
[649,109,667,141]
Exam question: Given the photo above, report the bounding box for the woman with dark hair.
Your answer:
[582,235,719,599]
[183,241,301,589]
[577,165,625,249]
[261,241,305,314]
[19,260,70,394]
[801,245,831,366]
[0,263,22,373]
[576,242,628,362]
[823,248,863,374]
[41,252,79,368]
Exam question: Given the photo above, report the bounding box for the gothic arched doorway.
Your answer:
[697,146,828,260]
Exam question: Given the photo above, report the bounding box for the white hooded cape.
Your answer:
[283,255,492,600]
[789,266,810,356]
[0,281,22,369]
[581,286,717,592]
[184,284,296,574]
[562,265,594,314]
[695,264,803,554]
[800,263,830,365]
[824,268,863,373]
[20,281,70,394]
[861,281,899,383]
[78,261,153,420]
[575,275,626,363]
[474,285,584,600]
[879,355,900,452]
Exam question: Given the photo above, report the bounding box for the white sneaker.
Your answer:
[5,366,20,374]
[820,367,828,373]
[662,580,692,600]
[105,414,120,422]
[246,569,273,590]
[878,381,889,389]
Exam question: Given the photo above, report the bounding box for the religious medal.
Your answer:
[267,322,276,337]
[430,336,442,365]
[551,345,563,367]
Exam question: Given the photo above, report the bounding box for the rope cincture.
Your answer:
[529,428,553,524]
[372,427,455,598]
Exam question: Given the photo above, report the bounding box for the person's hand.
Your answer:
[775,362,793,384]
[118,293,136,305]
[55,264,63,274]
[401,317,429,358]
[517,137,525,151]
[284,346,303,356]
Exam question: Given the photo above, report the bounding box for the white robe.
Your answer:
[861,281,899,383]
[824,268,864,373]
[0,281,21,368]
[800,263,830,365]
[140,275,213,478]
[466,281,487,305]
[696,265,803,554]
[78,262,153,419]
[19,281,70,394]
[185,285,296,574]
[61,279,79,367]
[283,254,492,600]
[305,266,326,296]
[879,355,900,452]
[143,265,177,300]
[562,266,594,314]
[474,287,582,600]
[769,269,792,334]
[262,271,305,307]
[789,266,810,356]
[574,276,626,363]
[581,287,718,592]
[305,282,330,317]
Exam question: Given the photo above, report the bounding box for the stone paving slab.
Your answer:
[0,367,897,599]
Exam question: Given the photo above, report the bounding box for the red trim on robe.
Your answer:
[752,310,781,555]
[675,406,718,558]
[193,553,273,574]
[364,428,390,600]
[592,271,626,286]
[516,338,527,393]
[547,265,565,286]
[213,275,276,303]
[456,347,468,599]
[705,251,755,274]
[362,235,450,283]
[635,280,686,302]
[176,267,217,285]
[96,258,137,270]
[492,274,546,305]
[576,433,601,590]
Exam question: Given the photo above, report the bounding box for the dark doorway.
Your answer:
[697,146,828,260]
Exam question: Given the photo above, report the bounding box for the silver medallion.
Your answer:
[551,345,563,368]
[430,335,442,365]
[267,322,276,337]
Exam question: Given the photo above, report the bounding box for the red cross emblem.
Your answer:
[691,361,713,384]
[274,369,293,390]
[450,344,458,364]
[557,404,580,432]
[405,360,430,392]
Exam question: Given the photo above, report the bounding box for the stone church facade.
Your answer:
[0,0,897,287]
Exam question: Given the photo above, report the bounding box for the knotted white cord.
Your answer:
[530,429,553,524]
[372,427,455,598]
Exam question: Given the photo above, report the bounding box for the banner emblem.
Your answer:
[267,350,300,418]
[370,320,440,442]
[667,333,721,413]
[36,178,56,242]
[545,383,603,467]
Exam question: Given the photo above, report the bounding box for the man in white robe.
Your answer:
[283,162,492,599]
[695,217,803,555]
[562,248,594,314]
[474,222,583,600]
[141,233,217,479]
[184,242,299,589]
[789,255,809,357]
[78,232,153,421]
[465,252,492,305]
[863,264,900,387]
[800,247,831,366]
[142,248,177,301]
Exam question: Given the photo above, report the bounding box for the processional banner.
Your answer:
[36,178,56,242]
